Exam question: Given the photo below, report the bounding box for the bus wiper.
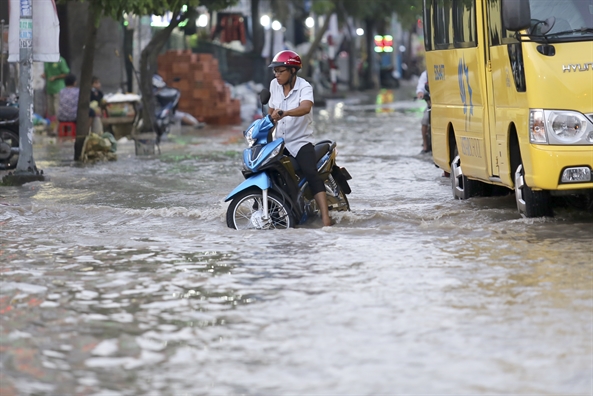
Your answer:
[530,17,556,35]
[546,27,593,37]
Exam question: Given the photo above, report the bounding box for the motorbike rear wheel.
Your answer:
[226,189,293,230]
[0,129,19,170]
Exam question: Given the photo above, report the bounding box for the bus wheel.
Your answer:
[514,163,553,217]
[450,150,480,200]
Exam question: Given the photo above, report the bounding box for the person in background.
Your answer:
[58,74,80,122]
[416,70,431,154]
[417,70,448,176]
[90,76,104,105]
[267,50,333,227]
[42,56,70,121]
[90,76,106,130]
[58,74,101,133]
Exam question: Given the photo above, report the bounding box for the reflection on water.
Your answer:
[1,90,591,394]
[375,89,396,114]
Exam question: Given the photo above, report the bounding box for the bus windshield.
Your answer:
[529,0,593,39]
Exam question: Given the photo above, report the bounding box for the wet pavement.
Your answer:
[1,88,592,395]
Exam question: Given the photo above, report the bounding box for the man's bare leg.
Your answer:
[421,125,429,152]
[314,192,332,226]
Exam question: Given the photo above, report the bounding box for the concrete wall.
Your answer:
[66,3,127,96]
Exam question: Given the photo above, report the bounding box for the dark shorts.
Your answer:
[421,107,429,126]
[295,143,325,195]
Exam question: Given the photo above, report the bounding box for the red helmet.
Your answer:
[268,50,302,70]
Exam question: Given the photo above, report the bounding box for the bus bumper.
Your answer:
[526,145,593,191]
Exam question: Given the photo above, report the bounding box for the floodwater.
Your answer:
[1,89,592,395]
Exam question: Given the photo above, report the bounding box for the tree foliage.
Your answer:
[71,0,233,24]
[295,0,422,88]
[341,0,422,26]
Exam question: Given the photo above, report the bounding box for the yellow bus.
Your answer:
[422,0,593,217]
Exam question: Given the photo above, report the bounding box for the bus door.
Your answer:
[483,0,523,180]
[451,1,491,181]
[482,0,503,178]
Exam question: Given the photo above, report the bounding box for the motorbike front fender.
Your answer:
[225,172,272,202]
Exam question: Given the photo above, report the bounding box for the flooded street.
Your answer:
[1,89,592,395]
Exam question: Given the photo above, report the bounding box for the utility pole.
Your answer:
[2,0,47,186]
[1,20,5,97]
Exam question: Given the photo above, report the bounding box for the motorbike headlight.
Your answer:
[244,125,256,147]
[261,143,284,166]
[530,109,593,145]
[270,144,282,158]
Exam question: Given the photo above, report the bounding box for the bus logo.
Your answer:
[434,64,445,80]
[458,58,473,117]
[562,63,593,72]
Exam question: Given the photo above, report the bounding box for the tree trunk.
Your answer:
[337,3,357,90]
[139,13,183,134]
[251,0,263,56]
[74,3,100,161]
[346,35,357,90]
[363,18,379,90]
[301,10,333,78]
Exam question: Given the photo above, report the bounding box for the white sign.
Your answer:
[8,0,60,62]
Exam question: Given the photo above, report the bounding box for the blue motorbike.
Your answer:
[225,89,352,230]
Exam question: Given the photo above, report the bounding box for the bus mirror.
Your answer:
[502,0,531,31]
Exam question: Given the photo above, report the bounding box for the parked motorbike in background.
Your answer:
[128,62,181,143]
[0,96,20,170]
[152,74,180,142]
[225,89,352,230]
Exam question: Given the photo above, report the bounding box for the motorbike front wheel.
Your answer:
[226,189,293,230]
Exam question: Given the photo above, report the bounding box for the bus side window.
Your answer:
[423,0,433,51]
[508,44,527,92]
[453,0,477,48]
[433,0,454,49]
[487,0,516,46]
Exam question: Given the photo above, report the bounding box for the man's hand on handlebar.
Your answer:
[271,109,284,122]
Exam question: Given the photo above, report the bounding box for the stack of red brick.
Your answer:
[157,50,241,125]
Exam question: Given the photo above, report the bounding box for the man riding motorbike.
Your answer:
[416,70,431,154]
[267,50,332,227]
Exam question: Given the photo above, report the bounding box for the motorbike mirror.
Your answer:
[259,89,271,105]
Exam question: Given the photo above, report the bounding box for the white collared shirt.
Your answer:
[269,76,315,157]
[416,70,428,95]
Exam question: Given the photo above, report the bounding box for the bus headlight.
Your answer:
[548,112,587,143]
[530,109,593,145]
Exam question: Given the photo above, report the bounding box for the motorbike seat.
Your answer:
[0,107,19,120]
[156,87,180,101]
[287,140,333,173]
[314,141,332,161]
